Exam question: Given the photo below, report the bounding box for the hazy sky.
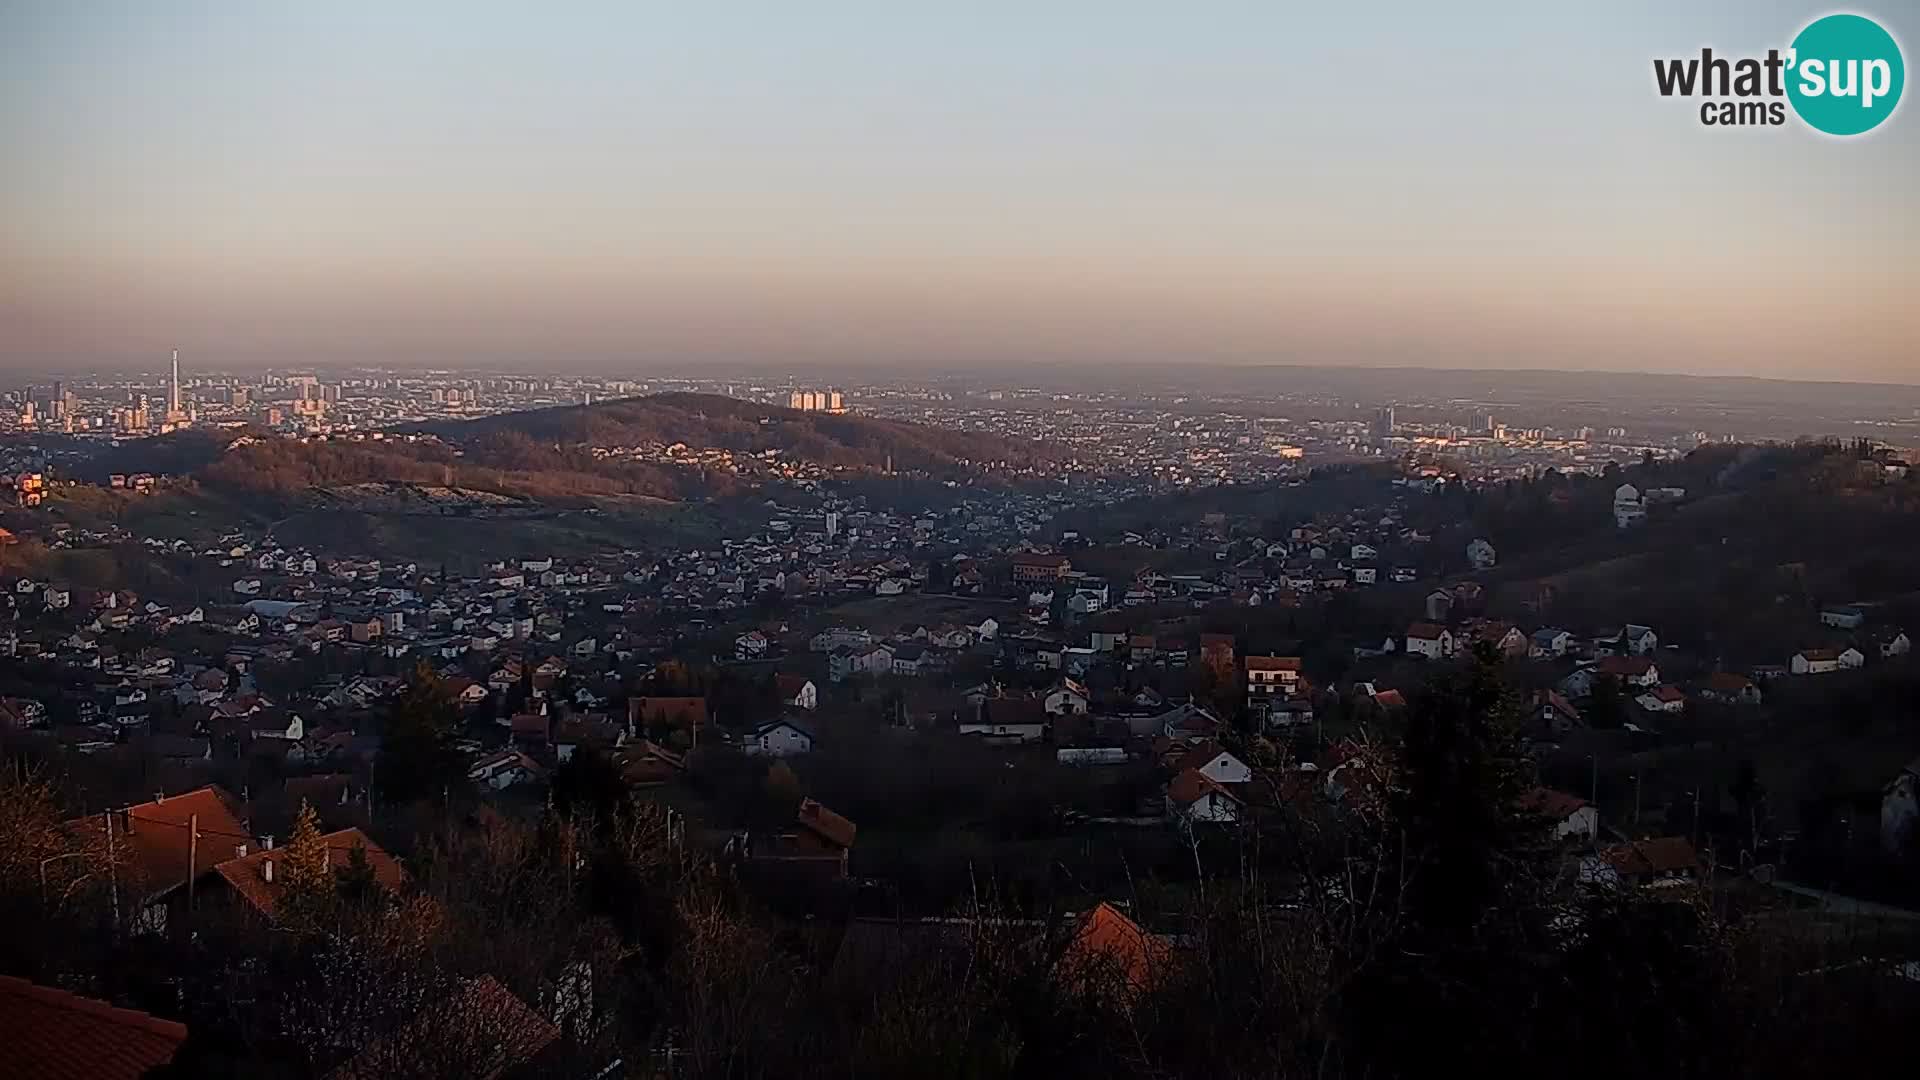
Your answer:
[2,2,1916,381]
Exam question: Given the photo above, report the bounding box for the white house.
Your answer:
[734,630,770,660]
[1404,623,1455,660]
[1820,605,1868,630]
[776,675,817,711]
[1791,647,1864,675]
[1167,769,1241,824]
[1529,628,1573,658]
[1633,685,1688,714]
[972,617,999,641]
[1176,741,1252,785]
[744,718,814,758]
[1613,484,1646,528]
[1876,631,1911,659]
[1526,789,1599,841]
[1623,624,1659,656]
[1044,678,1090,716]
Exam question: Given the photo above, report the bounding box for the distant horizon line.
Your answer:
[5,358,1917,392]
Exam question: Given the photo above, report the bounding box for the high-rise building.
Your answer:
[1370,406,1396,440]
[168,349,183,419]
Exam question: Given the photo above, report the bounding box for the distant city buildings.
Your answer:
[788,389,846,413]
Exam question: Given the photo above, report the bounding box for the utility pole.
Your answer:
[187,814,198,910]
[105,811,120,930]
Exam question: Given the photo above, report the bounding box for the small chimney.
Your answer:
[154,791,165,803]
[263,835,274,850]
[235,844,248,858]
[262,859,274,883]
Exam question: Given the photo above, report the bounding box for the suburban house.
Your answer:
[204,828,406,924]
[1010,553,1071,585]
[1582,837,1700,889]
[961,698,1050,744]
[1790,646,1864,675]
[1819,604,1868,630]
[1532,690,1584,736]
[628,696,710,731]
[775,673,817,711]
[1523,788,1599,841]
[1244,655,1303,711]
[1596,655,1661,688]
[1699,672,1763,705]
[1044,678,1091,716]
[1634,685,1688,714]
[1404,623,1455,660]
[1166,769,1242,824]
[66,785,252,936]
[787,798,857,876]
[468,748,546,790]
[744,717,815,757]
[0,975,189,1079]
[1173,740,1252,785]
[1529,628,1573,658]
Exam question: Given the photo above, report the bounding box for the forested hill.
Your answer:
[439,393,1063,473]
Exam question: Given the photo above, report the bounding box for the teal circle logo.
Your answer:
[1786,14,1904,135]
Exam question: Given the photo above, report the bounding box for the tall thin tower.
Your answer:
[168,348,183,418]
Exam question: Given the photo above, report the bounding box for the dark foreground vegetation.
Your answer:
[4,649,1913,1079]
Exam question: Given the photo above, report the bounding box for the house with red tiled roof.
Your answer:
[1167,768,1242,824]
[1582,837,1700,889]
[65,785,252,935]
[1058,902,1176,1006]
[1634,684,1688,714]
[774,673,817,711]
[1172,740,1252,786]
[627,695,709,731]
[1403,622,1454,660]
[1699,671,1762,706]
[1521,788,1597,841]
[0,974,188,1080]
[203,827,405,924]
[1596,655,1661,688]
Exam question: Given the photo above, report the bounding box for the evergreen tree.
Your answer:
[278,799,335,930]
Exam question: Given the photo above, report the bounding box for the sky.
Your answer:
[2,1,1916,382]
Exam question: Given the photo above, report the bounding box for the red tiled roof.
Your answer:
[1602,837,1699,877]
[1243,655,1301,672]
[627,696,709,729]
[795,798,857,850]
[209,828,405,922]
[1172,739,1231,774]
[0,974,187,1080]
[1372,689,1407,708]
[1706,672,1754,691]
[1521,787,1588,820]
[1061,902,1173,1000]
[1597,655,1655,676]
[1406,622,1447,641]
[325,975,556,1080]
[1167,767,1240,808]
[774,673,812,699]
[68,785,250,902]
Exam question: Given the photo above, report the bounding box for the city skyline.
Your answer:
[3,2,1916,383]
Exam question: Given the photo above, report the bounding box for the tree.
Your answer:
[1587,674,1626,728]
[278,799,335,931]
[1342,643,1558,1076]
[379,662,463,805]
[334,843,383,909]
